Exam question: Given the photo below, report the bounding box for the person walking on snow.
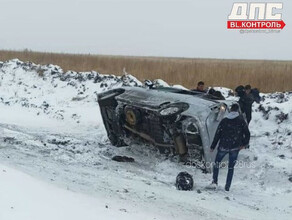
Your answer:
[209,104,250,191]
[240,85,255,124]
[236,85,260,125]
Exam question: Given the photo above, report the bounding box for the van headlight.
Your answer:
[216,104,227,121]
[159,103,189,117]
[220,105,226,112]
[160,106,180,116]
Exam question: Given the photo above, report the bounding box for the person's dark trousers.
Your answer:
[243,112,252,125]
[212,150,239,189]
[246,112,252,124]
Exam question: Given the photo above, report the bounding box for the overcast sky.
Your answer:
[0,0,291,60]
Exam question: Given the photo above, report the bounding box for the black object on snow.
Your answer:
[112,155,135,163]
[176,172,194,191]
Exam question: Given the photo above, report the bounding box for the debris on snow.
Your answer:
[112,155,135,163]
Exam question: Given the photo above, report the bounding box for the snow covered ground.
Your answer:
[0,164,158,220]
[0,59,291,220]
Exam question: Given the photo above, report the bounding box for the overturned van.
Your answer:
[98,87,237,172]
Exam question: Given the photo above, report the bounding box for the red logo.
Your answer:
[227,3,286,30]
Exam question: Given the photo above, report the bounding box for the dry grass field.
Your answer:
[0,50,291,92]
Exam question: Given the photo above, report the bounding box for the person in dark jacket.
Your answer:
[236,85,255,124]
[209,103,250,191]
[208,88,225,100]
[192,81,206,93]
[243,85,255,124]
[251,88,261,103]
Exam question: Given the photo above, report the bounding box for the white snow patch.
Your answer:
[0,165,165,220]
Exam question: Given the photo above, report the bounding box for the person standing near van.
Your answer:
[209,104,250,191]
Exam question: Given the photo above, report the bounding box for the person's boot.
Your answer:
[225,185,230,191]
[206,180,218,190]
